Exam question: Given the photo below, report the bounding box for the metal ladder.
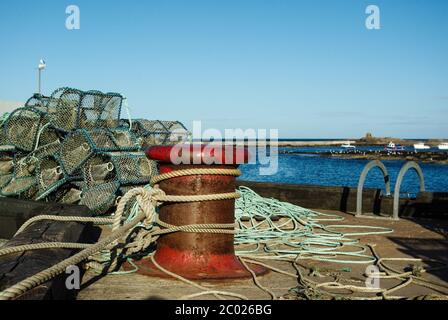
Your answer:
[356,160,425,220]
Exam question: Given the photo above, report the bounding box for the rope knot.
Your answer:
[411,264,425,277]
[151,184,166,206]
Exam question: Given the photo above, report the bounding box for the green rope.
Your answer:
[234,186,393,264]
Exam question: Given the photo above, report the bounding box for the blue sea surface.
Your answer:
[239,152,448,196]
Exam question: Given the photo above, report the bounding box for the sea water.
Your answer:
[239,150,448,196]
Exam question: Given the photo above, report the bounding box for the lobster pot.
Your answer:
[158,121,191,145]
[0,175,37,199]
[109,128,139,150]
[0,152,13,189]
[59,130,95,175]
[82,151,157,188]
[0,123,10,146]
[0,173,12,189]
[59,128,140,175]
[130,119,190,148]
[79,181,120,215]
[36,155,68,198]
[13,141,62,178]
[3,107,48,151]
[0,151,14,176]
[58,187,83,204]
[24,93,51,113]
[82,154,117,187]
[46,88,123,132]
[36,125,61,148]
[112,152,158,185]
[131,120,171,147]
[46,181,85,204]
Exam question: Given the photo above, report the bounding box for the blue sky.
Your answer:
[0,0,447,138]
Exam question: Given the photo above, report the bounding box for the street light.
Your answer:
[37,59,46,95]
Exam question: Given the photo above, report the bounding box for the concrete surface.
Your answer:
[77,210,448,300]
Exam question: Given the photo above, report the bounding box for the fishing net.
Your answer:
[35,125,61,148]
[0,86,190,215]
[79,181,121,215]
[130,120,190,148]
[13,141,61,178]
[0,151,14,176]
[0,175,37,198]
[3,107,48,151]
[36,155,69,198]
[82,154,116,187]
[59,128,140,175]
[82,151,157,187]
[46,181,85,204]
[13,153,37,178]
[158,121,191,145]
[0,150,15,189]
[0,128,9,147]
[24,93,51,113]
[46,88,123,132]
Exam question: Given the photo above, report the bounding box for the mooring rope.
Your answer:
[0,168,243,300]
[0,187,157,300]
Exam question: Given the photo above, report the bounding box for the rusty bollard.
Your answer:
[132,144,267,279]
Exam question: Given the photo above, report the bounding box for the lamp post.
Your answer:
[37,59,46,95]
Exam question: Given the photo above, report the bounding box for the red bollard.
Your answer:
[130,144,267,279]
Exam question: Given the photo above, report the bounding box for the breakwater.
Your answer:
[281,148,448,164]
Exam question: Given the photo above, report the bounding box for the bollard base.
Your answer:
[123,247,268,280]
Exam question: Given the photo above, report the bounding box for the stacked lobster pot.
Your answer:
[0,87,191,216]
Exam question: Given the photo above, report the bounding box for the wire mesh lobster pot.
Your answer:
[36,125,61,148]
[0,126,10,146]
[79,181,121,215]
[0,150,14,189]
[45,181,84,205]
[0,175,37,199]
[59,128,140,175]
[35,155,73,199]
[82,151,158,188]
[46,88,123,132]
[24,93,51,113]
[0,150,14,176]
[0,86,190,213]
[158,121,190,145]
[129,119,190,148]
[3,107,49,152]
[13,141,62,178]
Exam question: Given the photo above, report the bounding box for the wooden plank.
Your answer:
[0,198,100,300]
